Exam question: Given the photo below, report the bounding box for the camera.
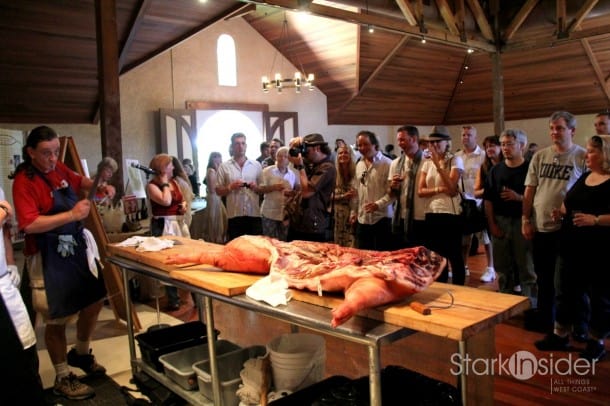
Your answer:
[241,182,250,188]
[289,143,307,157]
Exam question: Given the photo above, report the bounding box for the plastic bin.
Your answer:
[158,340,241,390]
[135,321,219,372]
[193,345,267,406]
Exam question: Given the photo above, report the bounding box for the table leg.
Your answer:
[121,267,137,374]
[204,296,222,405]
[368,344,382,406]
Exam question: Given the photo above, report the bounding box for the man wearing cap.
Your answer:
[288,133,337,242]
[418,126,467,285]
[349,130,394,250]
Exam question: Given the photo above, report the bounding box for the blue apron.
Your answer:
[34,172,106,319]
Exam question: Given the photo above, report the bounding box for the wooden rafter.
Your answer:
[435,0,460,36]
[250,0,496,51]
[394,0,418,26]
[556,0,567,38]
[455,0,466,42]
[581,38,610,102]
[466,0,494,41]
[502,0,539,42]
[566,0,599,34]
[334,36,410,116]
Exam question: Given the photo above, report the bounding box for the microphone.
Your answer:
[131,162,156,176]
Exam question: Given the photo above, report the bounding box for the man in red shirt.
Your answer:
[13,126,110,400]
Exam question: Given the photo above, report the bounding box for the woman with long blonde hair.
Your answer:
[333,143,357,247]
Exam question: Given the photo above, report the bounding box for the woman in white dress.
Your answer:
[201,152,228,243]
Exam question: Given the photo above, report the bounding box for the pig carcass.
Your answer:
[166,236,446,327]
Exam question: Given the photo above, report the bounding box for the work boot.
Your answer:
[67,348,107,375]
[53,373,95,400]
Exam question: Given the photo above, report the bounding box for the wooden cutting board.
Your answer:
[107,236,263,296]
[291,282,529,341]
[169,268,262,296]
[106,236,219,272]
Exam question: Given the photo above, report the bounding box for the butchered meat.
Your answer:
[166,235,446,327]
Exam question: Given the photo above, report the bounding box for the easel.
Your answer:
[59,136,141,331]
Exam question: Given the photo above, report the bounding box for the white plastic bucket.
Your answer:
[267,333,325,392]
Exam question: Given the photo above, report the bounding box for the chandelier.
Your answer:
[261,14,314,93]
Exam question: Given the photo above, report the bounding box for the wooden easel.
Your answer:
[59,136,141,331]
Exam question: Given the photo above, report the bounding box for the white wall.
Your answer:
[0,18,602,176]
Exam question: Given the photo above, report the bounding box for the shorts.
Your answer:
[25,253,77,325]
[462,229,491,246]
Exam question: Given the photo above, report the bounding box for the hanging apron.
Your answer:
[34,173,106,319]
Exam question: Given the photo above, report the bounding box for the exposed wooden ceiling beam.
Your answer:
[333,35,410,120]
[502,0,539,42]
[581,38,610,103]
[566,0,599,34]
[556,0,567,38]
[505,24,610,51]
[119,0,153,69]
[244,0,496,52]
[435,0,460,36]
[394,0,418,26]
[455,0,466,42]
[466,0,494,41]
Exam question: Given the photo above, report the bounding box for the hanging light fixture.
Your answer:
[261,13,314,94]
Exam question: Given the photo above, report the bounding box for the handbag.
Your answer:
[459,178,486,235]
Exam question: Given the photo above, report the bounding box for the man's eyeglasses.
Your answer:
[360,169,368,185]
[500,142,516,148]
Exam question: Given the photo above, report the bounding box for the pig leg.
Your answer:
[330,277,414,328]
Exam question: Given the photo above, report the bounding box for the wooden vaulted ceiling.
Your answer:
[1,0,610,126]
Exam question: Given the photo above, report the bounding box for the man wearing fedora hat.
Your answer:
[418,125,467,285]
[288,133,336,242]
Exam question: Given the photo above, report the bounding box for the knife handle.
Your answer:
[410,301,431,315]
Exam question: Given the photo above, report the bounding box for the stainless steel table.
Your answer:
[109,255,414,405]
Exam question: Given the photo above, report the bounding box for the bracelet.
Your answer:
[69,210,75,221]
[0,204,8,216]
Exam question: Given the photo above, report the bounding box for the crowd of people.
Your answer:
[2,111,609,400]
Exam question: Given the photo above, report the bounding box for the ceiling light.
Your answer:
[367,24,375,34]
[467,48,474,54]
[261,14,314,94]
[421,36,426,44]
[464,65,469,70]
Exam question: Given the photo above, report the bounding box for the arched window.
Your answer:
[217,34,236,87]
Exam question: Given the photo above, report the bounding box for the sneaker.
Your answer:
[465,266,470,277]
[53,373,95,400]
[448,271,453,279]
[535,333,570,351]
[480,267,496,283]
[580,340,606,362]
[67,348,106,376]
[513,284,522,293]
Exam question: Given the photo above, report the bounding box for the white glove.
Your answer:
[7,264,20,288]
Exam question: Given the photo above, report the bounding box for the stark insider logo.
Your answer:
[450,350,597,380]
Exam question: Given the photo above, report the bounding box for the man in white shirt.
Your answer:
[350,130,393,250]
[456,125,495,281]
[216,132,263,241]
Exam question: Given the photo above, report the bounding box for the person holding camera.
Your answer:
[216,132,263,241]
[287,133,336,242]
